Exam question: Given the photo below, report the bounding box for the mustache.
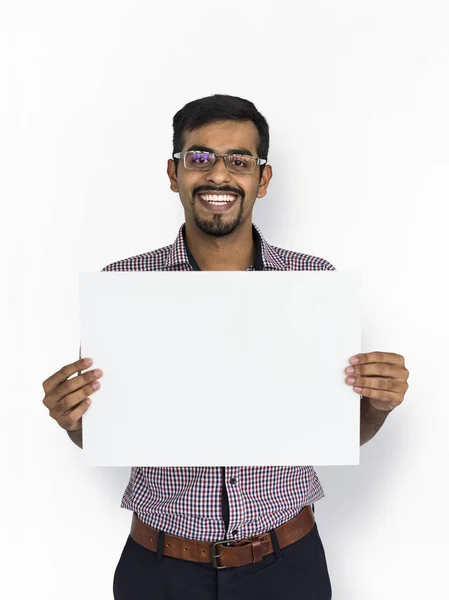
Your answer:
[193,185,244,198]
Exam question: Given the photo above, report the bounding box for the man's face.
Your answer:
[167,120,272,237]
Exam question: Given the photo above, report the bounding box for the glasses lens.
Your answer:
[184,151,257,173]
[225,154,256,174]
[185,151,215,170]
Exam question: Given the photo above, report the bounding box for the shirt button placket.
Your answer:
[228,471,239,538]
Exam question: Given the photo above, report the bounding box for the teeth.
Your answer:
[199,194,237,203]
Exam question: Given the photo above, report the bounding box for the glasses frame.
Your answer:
[172,151,267,174]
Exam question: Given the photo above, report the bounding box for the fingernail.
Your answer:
[350,356,359,364]
[83,358,93,367]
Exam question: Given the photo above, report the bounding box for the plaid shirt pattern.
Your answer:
[101,222,336,542]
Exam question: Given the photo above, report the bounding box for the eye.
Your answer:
[191,152,213,164]
[230,155,251,169]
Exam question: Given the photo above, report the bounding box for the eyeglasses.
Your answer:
[173,151,267,174]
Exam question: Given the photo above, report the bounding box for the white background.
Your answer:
[3,0,449,598]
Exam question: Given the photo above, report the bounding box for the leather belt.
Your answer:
[130,505,315,569]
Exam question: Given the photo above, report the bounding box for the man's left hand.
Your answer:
[345,352,409,412]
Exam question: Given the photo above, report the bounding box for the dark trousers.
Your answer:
[113,519,332,599]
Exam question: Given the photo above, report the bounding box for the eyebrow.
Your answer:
[185,145,255,157]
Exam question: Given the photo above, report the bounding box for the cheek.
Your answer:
[174,179,192,202]
[232,178,256,199]
[180,174,203,197]
[246,182,261,201]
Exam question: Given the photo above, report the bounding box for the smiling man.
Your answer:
[42,94,409,600]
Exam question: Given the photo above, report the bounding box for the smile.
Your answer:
[198,193,239,212]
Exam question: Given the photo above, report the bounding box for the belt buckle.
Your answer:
[211,539,237,570]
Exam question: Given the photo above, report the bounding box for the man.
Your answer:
[42,95,410,599]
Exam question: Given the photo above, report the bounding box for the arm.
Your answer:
[360,396,391,446]
[67,427,83,449]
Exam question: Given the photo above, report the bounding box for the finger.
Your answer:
[58,397,91,431]
[43,367,101,410]
[355,352,405,366]
[349,375,407,393]
[42,357,93,395]
[349,363,407,380]
[355,386,403,410]
[49,378,101,416]
[52,367,102,406]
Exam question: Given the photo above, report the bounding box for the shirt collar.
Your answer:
[164,223,288,271]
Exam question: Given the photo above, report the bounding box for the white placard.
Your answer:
[79,271,361,466]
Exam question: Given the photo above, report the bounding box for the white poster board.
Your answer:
[79,271,362,466]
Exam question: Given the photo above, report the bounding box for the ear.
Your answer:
[167,159,179,193]
[256,164,272,198]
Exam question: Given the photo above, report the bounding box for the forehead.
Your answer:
[182,120,259,154]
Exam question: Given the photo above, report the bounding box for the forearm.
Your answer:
[360,396,391,446]
[67,427,83,449]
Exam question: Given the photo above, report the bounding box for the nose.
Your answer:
[204,156,232,185]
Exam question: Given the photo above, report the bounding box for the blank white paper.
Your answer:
[79,270,361,467]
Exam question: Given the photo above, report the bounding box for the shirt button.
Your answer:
[230,478,236,485]
[232,529,238,536]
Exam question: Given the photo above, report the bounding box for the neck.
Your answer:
[184,221,256,271]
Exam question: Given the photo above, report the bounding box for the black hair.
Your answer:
[172,94,269,180]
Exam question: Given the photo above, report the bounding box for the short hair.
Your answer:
[172,94,269,179]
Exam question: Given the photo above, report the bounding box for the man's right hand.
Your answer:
[42,358,103,431]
